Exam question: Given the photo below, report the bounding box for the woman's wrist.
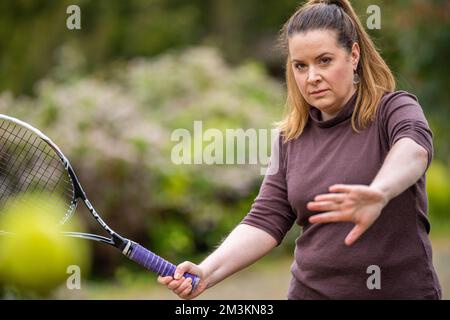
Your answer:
[198,260,218,288]
[369,183,390,208]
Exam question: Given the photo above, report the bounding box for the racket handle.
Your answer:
[126,242,200,291]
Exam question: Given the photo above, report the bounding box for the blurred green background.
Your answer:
[0,0,449,299]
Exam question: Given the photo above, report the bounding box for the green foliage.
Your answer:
[0,0,207,94]
[0,0,300,94]
[427,161,450,223]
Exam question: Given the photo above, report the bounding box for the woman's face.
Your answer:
[288,29,360,120]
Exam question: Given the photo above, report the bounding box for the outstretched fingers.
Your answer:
[309,211,348,224]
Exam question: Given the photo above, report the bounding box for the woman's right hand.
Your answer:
[157,261,208,299]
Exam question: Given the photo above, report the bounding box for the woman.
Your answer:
[158,0,442,299]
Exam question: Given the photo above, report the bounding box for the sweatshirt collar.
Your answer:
[308,92,357,128]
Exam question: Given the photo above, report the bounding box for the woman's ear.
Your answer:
[351,42,360,70]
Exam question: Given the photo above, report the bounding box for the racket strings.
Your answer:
[0,153,73,214]
[0,119,75,217]
[0,124,64,181]
[0,140,72,200]
[0,137,58,194]
[0,129,70,198]
[0,160,73,203]
[0,157,75,216]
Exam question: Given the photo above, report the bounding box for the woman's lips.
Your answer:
[310,89,328,96]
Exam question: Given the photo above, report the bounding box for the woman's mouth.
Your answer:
[310,89,329,96]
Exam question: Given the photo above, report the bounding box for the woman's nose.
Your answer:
[307,67,321,83]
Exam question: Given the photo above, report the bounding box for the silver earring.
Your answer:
[353,71,360,85]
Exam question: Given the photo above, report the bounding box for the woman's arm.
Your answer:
[369,137,429,202]
[199,223,278,288]
[158,224,277,299]
[307,137,429,246]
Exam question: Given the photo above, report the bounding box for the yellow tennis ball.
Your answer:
[0,194,90,296]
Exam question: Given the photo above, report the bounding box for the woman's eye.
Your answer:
[321,57,331,64]
[295,63,306,71]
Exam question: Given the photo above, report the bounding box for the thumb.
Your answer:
[174,261,200,280]
[345,224,367,246]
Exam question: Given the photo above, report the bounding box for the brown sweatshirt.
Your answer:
[241,91,442,299]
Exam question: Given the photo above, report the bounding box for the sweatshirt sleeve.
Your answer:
[240,133,297,245]
[379,91,434,169]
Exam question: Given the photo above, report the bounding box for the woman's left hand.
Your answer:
[307,184,389,246]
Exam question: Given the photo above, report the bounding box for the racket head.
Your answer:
[0,114,78,225]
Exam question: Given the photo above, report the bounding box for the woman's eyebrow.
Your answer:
[291,52,334,62]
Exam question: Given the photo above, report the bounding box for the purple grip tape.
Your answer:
[127,242,199,291]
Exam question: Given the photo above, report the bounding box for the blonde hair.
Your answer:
[277,0,395,142]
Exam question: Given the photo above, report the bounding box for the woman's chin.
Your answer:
[311,99,332,110]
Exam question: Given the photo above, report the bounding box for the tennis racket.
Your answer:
[0,114,199,290]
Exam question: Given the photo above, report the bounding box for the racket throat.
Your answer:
[111,233,130,253]
[121,239,133,256]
